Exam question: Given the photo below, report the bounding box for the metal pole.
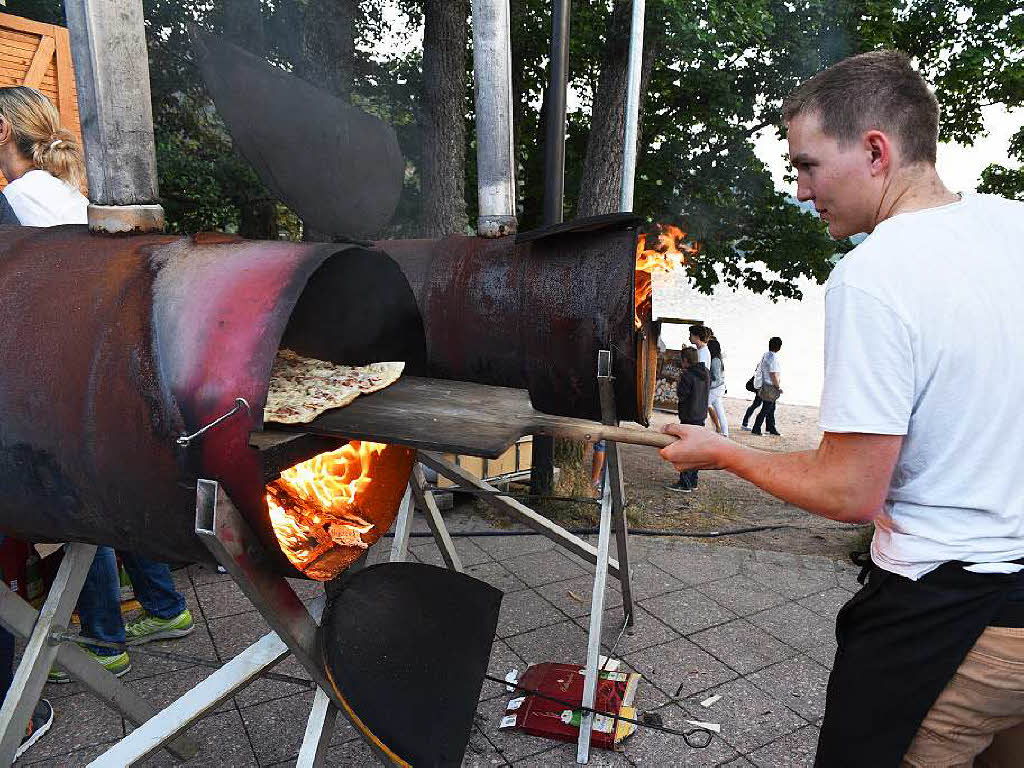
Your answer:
[471,0,518,237]
[618,0,646,213]
[534,0,572,494]
[542,0,571,226]
[64,0,165,232]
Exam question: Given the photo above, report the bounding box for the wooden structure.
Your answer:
[0,12,82,191]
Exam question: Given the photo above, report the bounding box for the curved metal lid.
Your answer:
[192,29,403,239]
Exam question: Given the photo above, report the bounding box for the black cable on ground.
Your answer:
[381,524,798,539]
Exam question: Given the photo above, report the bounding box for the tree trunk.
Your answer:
[224,0,278,239]
[576,0,662,217]
[301,0,359,242]
[418,0,469,237]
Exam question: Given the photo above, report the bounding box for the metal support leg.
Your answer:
[577,469,615,764]
[608,441,634,627]
[297,687,339,767]
[409,462,463,572]
[389,484,414,563]
[0,543,96,764]
[0,580,198,763]
[92,628,295,765]
[419,453,622,579]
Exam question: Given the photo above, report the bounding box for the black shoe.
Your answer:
[666,482,694,493]
[767,430,781,436]
[16,699,53,760]
[750,429,762,436]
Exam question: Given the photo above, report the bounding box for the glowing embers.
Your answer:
[634,224,699,328]
[267,441,415,580]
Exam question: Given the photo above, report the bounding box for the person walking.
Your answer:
[742,337,782,435]
[706,338,729,437]
[659,50,1024,766]
[666,347,710,493]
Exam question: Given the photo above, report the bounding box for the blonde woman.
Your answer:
[0,85,87,226]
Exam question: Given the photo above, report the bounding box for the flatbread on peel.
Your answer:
[264,349,404,425]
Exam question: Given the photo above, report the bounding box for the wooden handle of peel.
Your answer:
[596,426,677,449]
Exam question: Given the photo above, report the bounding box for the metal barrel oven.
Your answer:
[0,222,650,577]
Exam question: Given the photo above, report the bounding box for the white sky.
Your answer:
[754,104,1024,195]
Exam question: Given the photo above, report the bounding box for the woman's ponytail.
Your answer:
[0,86,86,192]
[32,128,86,191]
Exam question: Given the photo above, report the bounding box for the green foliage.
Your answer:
[11,0,1022,276]
[860,0,1024,198]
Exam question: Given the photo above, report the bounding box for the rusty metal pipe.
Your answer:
[0,225,646,572]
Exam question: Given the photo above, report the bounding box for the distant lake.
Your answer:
[653,271,827,407]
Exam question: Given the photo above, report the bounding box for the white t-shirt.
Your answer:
[753,350,780,389]
[697,345,711,369]
[2,169,87,226]
[819,192,1024,580]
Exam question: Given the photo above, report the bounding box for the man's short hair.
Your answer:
[782,49,939,165]
[769,337,782,352]
[681,347,699,365]
[689,325,710,342]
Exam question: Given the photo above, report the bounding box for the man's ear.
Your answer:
[864,130,892,176]
[0,116,8,144]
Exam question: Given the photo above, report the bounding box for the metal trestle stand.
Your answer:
[0,543,199,765]
[387,350,635,764]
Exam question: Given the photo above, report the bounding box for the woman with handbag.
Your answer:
[742,337,783,435]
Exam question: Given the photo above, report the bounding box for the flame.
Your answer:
[266,440,388,578]
[634,224,699,327]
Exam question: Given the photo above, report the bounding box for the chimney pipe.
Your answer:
[64,0,165,233]
[471,0,517,238]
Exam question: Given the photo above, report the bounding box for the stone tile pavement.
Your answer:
[16,529,861,767]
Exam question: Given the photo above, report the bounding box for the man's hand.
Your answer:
[659,423,732,470]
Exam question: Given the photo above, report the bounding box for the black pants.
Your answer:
[743,395,762,425]
[816,563,1021,767]
[752,400,777,433]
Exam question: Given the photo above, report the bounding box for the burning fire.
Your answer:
[634,224,699,327]
[267,441,391,580]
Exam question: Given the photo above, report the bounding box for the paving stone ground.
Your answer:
[16,524,860,767]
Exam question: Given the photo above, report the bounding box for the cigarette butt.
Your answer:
[700,694,721,708]
[567,590,584,603]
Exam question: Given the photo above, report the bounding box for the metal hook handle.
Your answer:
[177,398,252,447]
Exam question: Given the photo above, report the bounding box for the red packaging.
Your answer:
[0,537,32,598]
[504,662,639,750]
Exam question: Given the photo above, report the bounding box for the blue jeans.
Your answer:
[77,548,186,656]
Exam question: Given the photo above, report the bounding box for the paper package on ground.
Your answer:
[502,662,640,750]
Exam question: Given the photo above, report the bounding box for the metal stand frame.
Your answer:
[28,483,395,765]
[388,350,634,765]
[0,543,199,765]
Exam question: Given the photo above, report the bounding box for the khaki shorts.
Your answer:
[902,625,1024,767]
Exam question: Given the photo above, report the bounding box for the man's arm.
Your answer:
[770,372,781,388]
[659,426,901,523]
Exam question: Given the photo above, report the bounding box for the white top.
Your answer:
[3,169,87,226]
[697,345,711,369]
[819,192,1024,580]
[753,350,780,389]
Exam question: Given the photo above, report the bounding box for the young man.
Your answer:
[742,337,782,435]
[667,347,710,493]
[659,50,1024,766]
[688,325,711,369]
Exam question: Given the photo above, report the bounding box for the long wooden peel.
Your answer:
[258,376,680,459]
[529,422,677,450]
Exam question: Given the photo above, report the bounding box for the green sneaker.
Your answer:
[48,649,131,684]
[125,609,195,645]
